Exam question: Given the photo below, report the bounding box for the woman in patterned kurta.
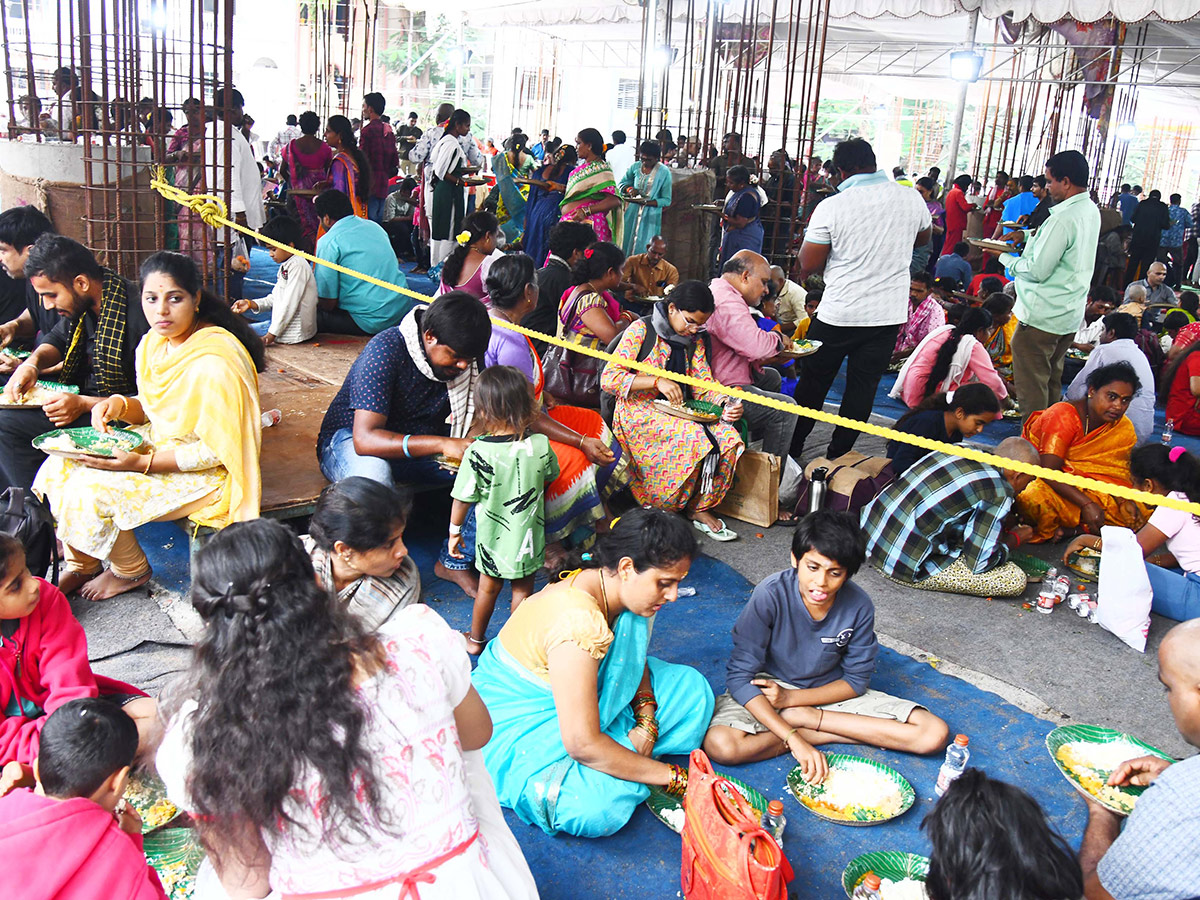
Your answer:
[600,284,743,523]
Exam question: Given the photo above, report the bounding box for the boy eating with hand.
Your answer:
[703,511,948,782]
[0,698,167,899]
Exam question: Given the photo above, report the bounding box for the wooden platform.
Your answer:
[265,333,368,387]
[258,367,340,518]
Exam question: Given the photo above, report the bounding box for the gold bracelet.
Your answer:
[142,450,155,475]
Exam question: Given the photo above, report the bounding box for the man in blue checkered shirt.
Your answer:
[860,437,1040,597]
[1081,620,1200,899]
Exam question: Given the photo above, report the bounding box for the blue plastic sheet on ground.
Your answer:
[396,511,1089,900]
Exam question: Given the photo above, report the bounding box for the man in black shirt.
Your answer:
[1126,189,1171,283]
[0,206,59,371]
[523,221,596,350]
[0,234,148,491]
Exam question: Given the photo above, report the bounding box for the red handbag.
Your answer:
[680,749,794,900]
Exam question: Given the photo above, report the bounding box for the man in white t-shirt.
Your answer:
[790,138,932,458]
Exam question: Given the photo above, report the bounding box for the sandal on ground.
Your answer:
[776,509,799,526]
[693,518,738,542]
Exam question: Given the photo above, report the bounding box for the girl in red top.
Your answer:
[0,535,155,771]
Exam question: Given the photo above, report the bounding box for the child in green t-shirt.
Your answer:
[449,365,559,654]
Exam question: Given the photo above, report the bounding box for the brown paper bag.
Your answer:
[716,451,780,529]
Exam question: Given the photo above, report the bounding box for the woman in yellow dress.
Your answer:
[35,252,265,600]
[1017,361,1149,543]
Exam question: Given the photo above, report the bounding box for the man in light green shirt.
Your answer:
[1000,150,1100,419]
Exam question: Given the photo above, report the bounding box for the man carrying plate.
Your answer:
[0,235,147,493]
[1079,619,1200,898]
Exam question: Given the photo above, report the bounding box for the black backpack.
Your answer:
[598,315,712,427]
[0,488,58,584]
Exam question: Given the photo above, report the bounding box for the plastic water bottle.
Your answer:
[677,586,697,597]
[1163,418,1175,446]
[935,734,971,796]
[763,799,786,846]
[852,872,883,900]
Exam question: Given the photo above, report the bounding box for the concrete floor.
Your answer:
[708,417,1189,759]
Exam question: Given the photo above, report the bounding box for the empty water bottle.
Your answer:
[935,734,971,796]
[1163,419,1175,446]
[763,799,786,846]
[852,872,883,900]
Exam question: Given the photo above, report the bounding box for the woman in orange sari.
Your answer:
[1018,361,1150,543]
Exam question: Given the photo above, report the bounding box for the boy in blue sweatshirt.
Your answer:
[703,510,948,782]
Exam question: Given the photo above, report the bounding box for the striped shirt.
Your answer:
[860,453,1013,583]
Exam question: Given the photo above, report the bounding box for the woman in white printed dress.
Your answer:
[155,519,538,900]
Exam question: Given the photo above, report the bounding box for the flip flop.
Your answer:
[693,518,738,542]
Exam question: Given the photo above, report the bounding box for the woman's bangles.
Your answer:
[664,763,688,797]
[632,689,660,744]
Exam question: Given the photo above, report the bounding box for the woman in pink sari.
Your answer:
[322,115,370,221]
[556,241,634,349]
[559,129,622,245]
[280,111,332,246]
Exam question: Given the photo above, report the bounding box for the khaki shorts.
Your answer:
[709,677,925,735]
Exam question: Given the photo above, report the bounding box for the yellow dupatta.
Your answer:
[137,326,262,527]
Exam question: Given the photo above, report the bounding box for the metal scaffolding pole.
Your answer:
[944,9,979,186]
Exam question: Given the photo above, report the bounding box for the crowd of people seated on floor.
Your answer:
[1,112,1199,900]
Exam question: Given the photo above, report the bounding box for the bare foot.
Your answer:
[434,561,480,599]
[57,569,101,597]
[78,568,152,602]
[690,509,722,532]
[464,633,487,656]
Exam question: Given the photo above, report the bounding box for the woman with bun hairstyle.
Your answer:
[471,508,714,838]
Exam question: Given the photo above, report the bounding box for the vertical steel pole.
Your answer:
[944,9,979,186]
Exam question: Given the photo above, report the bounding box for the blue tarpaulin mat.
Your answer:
[389,516,1088,899]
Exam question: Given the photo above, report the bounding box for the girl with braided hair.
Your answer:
[155,518,537,899]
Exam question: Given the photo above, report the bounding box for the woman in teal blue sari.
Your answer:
[619,140,673,257]
[523,143,575,267]
[472,509,714,837]
[493,136,534,244]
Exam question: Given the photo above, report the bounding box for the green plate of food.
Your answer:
[788,754,915,826]
[1065,547,1101,581]
[124,770,181,833]
[32,426,145,459]
[0,347,30,360]
[842,851,930,898]
[645,772,767,833]
[0,380,80,409]
[1046,724,1173,816]
[143,827,205,899]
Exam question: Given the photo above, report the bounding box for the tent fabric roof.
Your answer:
[851,0,1200,23]
[393,0,1200,25]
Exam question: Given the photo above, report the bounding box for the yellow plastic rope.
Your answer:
[151,170,1200,518]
